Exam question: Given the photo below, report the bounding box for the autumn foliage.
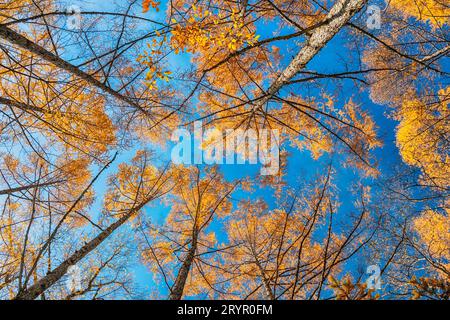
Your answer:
[0,0,448,300]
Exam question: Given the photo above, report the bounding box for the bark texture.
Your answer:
[257,0,367,106]
[169,230,199,300]
[0,25,146,113]
[14,201,148,300]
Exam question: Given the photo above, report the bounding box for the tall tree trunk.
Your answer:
[14,200,149,300]
[0,180,65,195]
[257,0,367,107]
[255,258,275,300]
[0,96,43,113]
[0,25,147,115]
[169,230,199,300]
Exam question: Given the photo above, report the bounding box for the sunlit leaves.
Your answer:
[389,0,450,27]
[143,0,160,13]
[396,87,449,189]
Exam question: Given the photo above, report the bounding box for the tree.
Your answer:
[10,150,172,300]
[141,165,241,299]
[216,169,378,299]
[165,0,381,174]
[1,0,176,299]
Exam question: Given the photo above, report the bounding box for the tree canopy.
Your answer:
[0,0,448,300]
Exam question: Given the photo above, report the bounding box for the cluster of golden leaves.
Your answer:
[0,0,54,23]
[141,166,238,295]
[2,153,93,225]
[396,87,449,189]
[103,150,167,218]
[413,208,450,273]
[410,276,450,300]
[143,0,160,13]
[0,33,116,159]
[389,0,450,27]
[329,275,378,300]
[137,40,172,91]
[170,5,260,54]
[170,1,268,103]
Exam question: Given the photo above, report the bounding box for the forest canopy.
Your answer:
[0,0,448,300]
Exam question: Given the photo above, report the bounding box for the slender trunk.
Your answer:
[0,180,65,195]
[255,258,275,300]
[14,201,147,300]
[0,96,43,113]
[0,25,146,114]
[169,230,199,300]
[257,0,367,106]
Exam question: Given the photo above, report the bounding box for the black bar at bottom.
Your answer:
[0,300,445,318]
